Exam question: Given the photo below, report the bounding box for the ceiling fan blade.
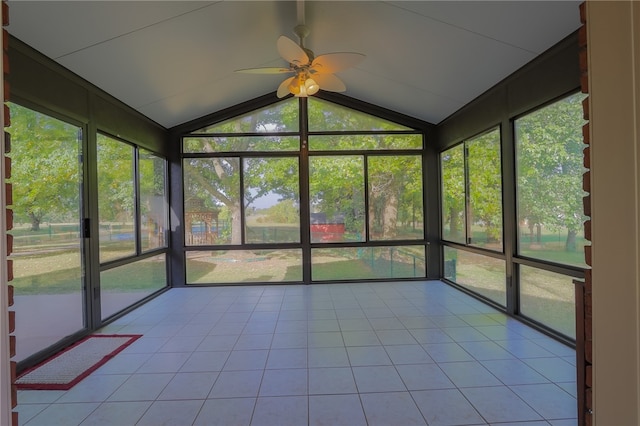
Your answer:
[311,52,365,74]
[277,35,309,66]
[277,76,296,98]
[235,67,293,74]
[313,73,347,93]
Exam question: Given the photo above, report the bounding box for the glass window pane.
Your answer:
[309,156,365,243]
[312,246,426,281]
[184,136,299,153]
[309,134,422,151]
[8,103,85,361]
[186,249,302,284]
[468,129,503,251]
[193,98,299,133]
[100,254,167,320]
[441,145,465,243]
[368,155,424,240]
[244,157,300,244]
[519,265,576,338]
[443,247,506,306]
[516,92,588,267]
[308,97,413,131]
[183,157,241,245]
[139,150,167,252]
[97,134,135,262]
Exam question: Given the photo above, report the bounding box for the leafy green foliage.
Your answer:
[194,98,299,134]
[309,134,422,151]
[260,199,299,224]
[516,93,587,257]
[308,98,411,132]
[184,98,425,247]
[441,144,465,243]
[468,129,503,248]
[243,157,299,205]
[309,155,365,239]
[139,149,167,251]
[97,134,135,223]
[368,155,423,240]
[441,93,587,267]
[8,103,82,230]
[184,157,241,244]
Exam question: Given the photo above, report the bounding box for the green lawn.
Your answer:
[11,245,166,295]
[186,248,426,284]
[445,248,576,338]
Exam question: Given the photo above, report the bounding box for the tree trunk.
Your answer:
[566,229,577,252]
[29,212,41,231]
[449,206,459,238]
[536,223,542,244]
[412,201,416,230]
[368,195,378,237]
[382,193,398,239]
[230,202,242,245]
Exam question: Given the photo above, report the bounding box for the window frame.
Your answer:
[440,126,504,254]
[439,91,588,343]
[179,96,428,285]
[513,92,589,272]
[96,131,170,270]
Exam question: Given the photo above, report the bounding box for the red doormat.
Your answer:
[16,334,142,390]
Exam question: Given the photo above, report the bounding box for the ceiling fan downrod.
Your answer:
[293,24,314,62]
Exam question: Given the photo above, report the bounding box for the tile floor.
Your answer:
[16,280,577,426]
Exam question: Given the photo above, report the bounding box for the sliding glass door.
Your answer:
[8,104,87,361]
[9,105,170,364]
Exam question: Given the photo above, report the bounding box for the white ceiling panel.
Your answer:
[9,1,219,59]
[7,1,582,128]
[389,1,582,53]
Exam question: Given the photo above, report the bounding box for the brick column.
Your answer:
[576,3,592,426]
[1,0,17,424]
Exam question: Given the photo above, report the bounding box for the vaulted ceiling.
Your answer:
[8,1,582,128]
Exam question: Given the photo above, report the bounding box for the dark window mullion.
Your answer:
[464,143,471,245]
[188,131,300,138]
[363,155,370,242]
[299,97,312,283]
[308,130,420,136]
[239,156,247,245]
[134,147,142,255]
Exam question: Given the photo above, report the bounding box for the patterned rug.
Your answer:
[16,334,142,390]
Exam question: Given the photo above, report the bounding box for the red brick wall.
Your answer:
[577,3,592,425]
[2,0,17,423]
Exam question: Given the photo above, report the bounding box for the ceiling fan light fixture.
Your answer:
[288,73,319,97]
[304,77,320,95]
[288,77,302,95]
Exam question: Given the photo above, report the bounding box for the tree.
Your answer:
[8,104,81,231]
[309,155,365,238]
[139,150,167,249]
[516,93,587,252]
[441,144,465,242]
[184,97,425,245]
[184,99,300,244]
[262,199,299,223]
[368,155,423,239]
[468,129,502,245]
[96,135,135,225]
[307,99,423,240]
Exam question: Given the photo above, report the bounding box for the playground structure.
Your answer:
[184,197,220,245]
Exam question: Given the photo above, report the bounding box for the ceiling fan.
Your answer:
[236,6,365,98]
